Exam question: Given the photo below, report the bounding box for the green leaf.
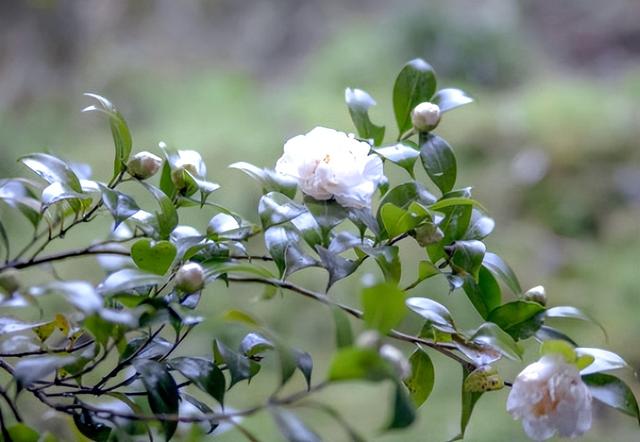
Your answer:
[576,348,628,375]
[487,300,545,340]
[213,340,259,387]
[545,306,607,339]
[83,94,132,181]
[295,350,313,390]
[271,408,321,442]
[40,182,88,213]
[359,246,402,284]
[404,348,435,407]
[375,142,420,177]
[332,307,353,349]
[99,185,139,228]
[133,359,179,441]
[98,268,164,295]
[328,347,393,382]
[462,209,495,240]
[259,192,306,229]
[316,246,360,290]
[361,282,406,334]
[168,356,225,405]
[450,240,486,279]
[469,322,523,360]
[428,197,486,213]
[304,196,348,239]
[432,88,474,113]
[379,182,436,214]
[379,203,422,238]
[131,239,176,276]
[540,340,578,363]
[419,133,457,194]
[482,252,522,295]
[180,394,219,434]
[19,153,82,192]
[142,183,178,239]
[345,88,385,145]
[222,309,262,327]
[582,373,640,422]
[264,225,298,277]
[451,366,483,441]
[462,267,501,319]
[393,58,437,135]
[14,355,77,389]
[73,407,112,442]
[388,383,416,429]
[417,260,440,282]
[240,332,274,356]
[0,180,41,228]
[5,423,42,442]
[534,325,578,346]
[406,297,456,333]
[229,162,297,199]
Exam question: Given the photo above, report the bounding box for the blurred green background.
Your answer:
[1,0,639,440]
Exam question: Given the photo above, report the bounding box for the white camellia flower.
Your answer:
[507,354,592,441]
[275,127,384,209]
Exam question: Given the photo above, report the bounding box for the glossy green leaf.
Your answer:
[482,252,522,295]
[6,423,43,442]
[462,209,495,240]
[534,325,578,346]
[328,347,393,382]
[375,142,420,177]
[19,153,82,192]
[73,407,112,442]
[406,297,456,333]
[450,240,486,279]
[582,373,640,421]
[316,246,360,289]
[388,383,416,429]
[450,366,483,441]
[240,332,274,356]
[487,300,545,340]
[14,355,77,389]
[180,394,219,434]
[40,182,88,213]
[264,225,298,277]
[437,204,473,245]
[576,348,628,375]
[213,340,259,387]
[345,88,385,145]
[229,162,297,199]
[259,192,306,229]
[295,350,313,390]
[419,133,457,194]
[142,183,178,239]
[545,306,607,339]
[379,182,436,214]
[432,88,474,113]
[359,246,402,284]
[469,322,523,360]
[393,58,437,135]
[99,184,139,228]
[130,239,176,276]
[99,268,164,295]
[362,282,406,334]
[169,356,225,405]
[304,196,348,237]
[133,359,179,441]
[418,260,440,281]
[404,348,435,407]
[379,203,422,238]
[462,267,501,319]
[83,94,132,180]
[271,408,321,442]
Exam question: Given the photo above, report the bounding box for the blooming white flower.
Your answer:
[507,355,592,441]
[275,127,384,209]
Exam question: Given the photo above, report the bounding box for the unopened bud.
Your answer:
[464,365,504,392]
[355,330,382,350]
[0,269,20,295]
[414,223,444,246]
[127,151,162,180]
[175,262,205,293]
[380,344,411,379]
[411,102,441,132]
[523,285,547,306]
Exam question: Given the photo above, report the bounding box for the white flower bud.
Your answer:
[411,102,441,132]
[379,344,411,379]
[0,269,20,295]
[523,285,547,306]
[507,354,592,440]
[175,262,205,293]
[127,151,162,179]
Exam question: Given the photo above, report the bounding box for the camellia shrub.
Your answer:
[0,59,637,442]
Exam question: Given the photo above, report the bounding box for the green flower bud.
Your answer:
[175,262,205,293]
[524,285,547,306]
[464,365,504,392]
[0,269,20,295]
[411,102,441,132]
[127,151,162,179]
